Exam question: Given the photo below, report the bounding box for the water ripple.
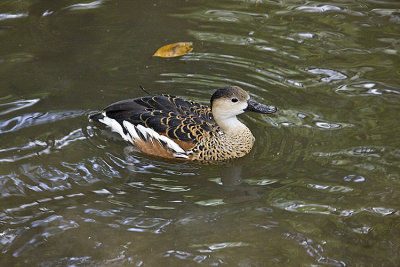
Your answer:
[160,52,306,90]
[0,110,85,135]
[203,9,269,22]
[0,13,28,21]
[0,128,86,163]
[0,99,39,116]
[119,217,172,234]
[64,0,105,11]
[0,0,399,265]
[337,82,400,98]
[296,5,342,13]
[271,108,353,130]
[173,8,269,24]
[285,232,346,266]
[307,68,348,83]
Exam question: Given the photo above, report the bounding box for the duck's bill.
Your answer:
[245,98,277,114]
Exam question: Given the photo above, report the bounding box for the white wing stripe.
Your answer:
[98,115,187,156]
[99,115,129,142]
[157,135,186,154]
[127,122,186,155]
[136,124,149,139]
[173,153,189,159]
[123,121,139,143]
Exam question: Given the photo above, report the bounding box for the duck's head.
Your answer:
[210,86,276,133]
[210,86,276,117]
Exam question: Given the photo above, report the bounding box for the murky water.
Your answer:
[1,0,399,265]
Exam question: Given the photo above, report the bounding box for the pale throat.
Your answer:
[214,114,249,135]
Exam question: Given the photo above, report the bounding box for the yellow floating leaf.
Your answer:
[153,42,193,58]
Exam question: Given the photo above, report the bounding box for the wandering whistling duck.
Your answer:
[90,86,276,161]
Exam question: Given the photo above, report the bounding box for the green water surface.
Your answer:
[0,0,399,266]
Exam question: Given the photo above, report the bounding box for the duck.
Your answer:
[89,86,276,161]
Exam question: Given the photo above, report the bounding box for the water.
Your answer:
[1,0,399,265]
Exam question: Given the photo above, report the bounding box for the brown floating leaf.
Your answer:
[153,42,193,58]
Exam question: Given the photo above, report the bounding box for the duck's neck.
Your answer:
[191,114,255,161]
[214,115,249,135]
[214,115,255,160]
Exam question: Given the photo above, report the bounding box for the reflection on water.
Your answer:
[65,0,105,11]
[1,0,400,266]
[0,110,84,134]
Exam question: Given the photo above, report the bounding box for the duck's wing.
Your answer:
[102,94,214,123]
[90,95,218,158]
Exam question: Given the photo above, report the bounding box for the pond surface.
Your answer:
[1,0,400,266]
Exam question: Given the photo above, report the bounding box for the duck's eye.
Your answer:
[231,98,238,103]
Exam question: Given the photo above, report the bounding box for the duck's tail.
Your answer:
[89,112,105,122]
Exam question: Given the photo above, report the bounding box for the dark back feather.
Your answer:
[100,95,217,142]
